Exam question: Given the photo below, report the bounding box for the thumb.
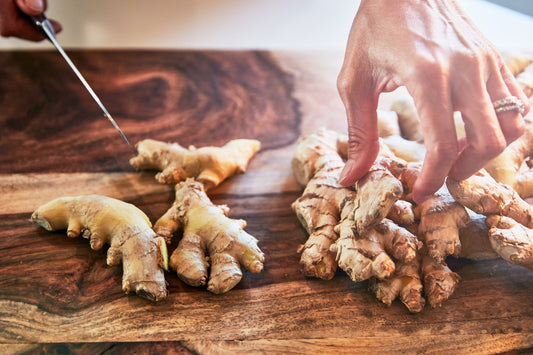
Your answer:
[337,71,380,187]
[15,0,46,16]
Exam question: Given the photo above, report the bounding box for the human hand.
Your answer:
[0,0,61,40]
[337,0,530,203]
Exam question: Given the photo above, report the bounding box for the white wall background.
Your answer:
[0,0,532,51]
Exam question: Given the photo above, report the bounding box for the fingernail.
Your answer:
[25,0,44,12]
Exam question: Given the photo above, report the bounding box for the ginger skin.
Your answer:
[291,129,351,279]
[485,215,533,270]
[130,138,260,190]
[154,179,264,294]
[421,252,461,308]
[31,195,168,301]
[390,98,423,142]
[332,217,420,282]
[447,170,533,229]
[483,117,533,198]
[352,158,403,236]
[447,171,533,269]
[369,256,425,313]
[292,129,420,287]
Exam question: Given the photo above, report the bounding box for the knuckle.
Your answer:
[472,136,506,158]
[336,70,354,100]
[414,56,446,77]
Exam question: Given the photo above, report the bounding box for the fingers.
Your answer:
[500,63,531,116]
[1,0,61,41]
[408,74,457,203]
[15,0,46,16]
[337,63,381,187]
[449,56,526,182]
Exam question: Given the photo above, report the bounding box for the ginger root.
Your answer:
[130,138,260,190]
[369,256,425,313]
[485,215,533,269]
[502,51,533,77]
[291,128,352,279]
[390,98,423,142]
[447,171,533,270]
[292,129,430,311]
[292,128,506,312]
[483,117,533,198]
[154,179,264,294]
[31,195,168,301]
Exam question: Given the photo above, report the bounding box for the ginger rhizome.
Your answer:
[291,128,353,280]
[131,138,264,294]
[290,128,533,312]
[447,171,533,270]
[31,195,168,301]
[292,129,433,312]
[130,138,260,190]
[154,179,264,294]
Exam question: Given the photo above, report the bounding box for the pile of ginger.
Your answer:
[291,52,533,312]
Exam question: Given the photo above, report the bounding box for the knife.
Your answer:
[29,14,137,155]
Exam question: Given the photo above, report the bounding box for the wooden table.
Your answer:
[0,50,532,354]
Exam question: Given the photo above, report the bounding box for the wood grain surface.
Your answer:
[0,50,532,354]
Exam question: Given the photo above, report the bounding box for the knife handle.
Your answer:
[28,13,56,42]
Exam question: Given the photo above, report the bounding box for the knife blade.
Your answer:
[30,14,137,155]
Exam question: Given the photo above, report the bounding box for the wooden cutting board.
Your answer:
[0,50,532,354]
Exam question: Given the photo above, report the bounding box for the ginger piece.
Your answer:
[503,51,533,77]
[447,171,533,269]
[291,129,351,279]
[485,215,533,270]
[458,210,499,261]
[385,159,468,261]
[377,109,400,138]
[447,170,533,229]
[332,217,420,282]
[416,185,469,262]
[421,252,461,308]
[382,135,426,162]
[31,195,168,301]
[369,256,425,313]
[154,179,264,294]
[483,117,533,198]
[352,157,404,235]
[130,138,260,190]
[387,199,416,228]
[390,98,423,142]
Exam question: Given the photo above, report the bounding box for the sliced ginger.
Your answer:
[130,138,260,190]
[154,179,264,294]
[31,195,168,301]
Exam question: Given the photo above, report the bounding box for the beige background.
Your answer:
[0,0,532,52]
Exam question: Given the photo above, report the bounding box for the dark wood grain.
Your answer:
[0,50,532,354]
[0,50,300,173]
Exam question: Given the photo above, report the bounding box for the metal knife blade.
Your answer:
[30,14,137,155]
